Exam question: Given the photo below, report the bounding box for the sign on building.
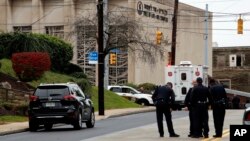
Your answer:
[88,51,98,64]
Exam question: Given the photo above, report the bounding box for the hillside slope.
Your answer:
[0,59,140,110]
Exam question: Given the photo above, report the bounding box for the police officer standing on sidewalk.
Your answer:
[152,83,179,138]
[209,78,227,138]
[190,77,212,138]
[184,80,197,137]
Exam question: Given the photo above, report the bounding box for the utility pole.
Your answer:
[204,4,208,66]
[97,0,104,115]
[103,0,109,90]
[171,0,179,65]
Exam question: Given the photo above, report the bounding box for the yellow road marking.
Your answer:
[212,132,230,141]
[201,129,230,141]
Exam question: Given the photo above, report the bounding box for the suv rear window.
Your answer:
[35,86,69,98]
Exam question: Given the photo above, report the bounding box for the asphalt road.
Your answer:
[0,111,188,141]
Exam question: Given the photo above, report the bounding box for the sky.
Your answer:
[179,0,250,47]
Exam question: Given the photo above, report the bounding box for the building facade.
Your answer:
[0,0,212,85]
[213,46,250,92]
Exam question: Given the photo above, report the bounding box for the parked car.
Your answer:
[243,103,250,125]
[28,82,95,131]
[107,85,153,106]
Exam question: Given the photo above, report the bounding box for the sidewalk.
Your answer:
[0,106,155,136]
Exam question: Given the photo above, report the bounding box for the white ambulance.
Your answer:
[165,61,209,110]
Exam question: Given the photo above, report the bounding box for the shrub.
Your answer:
[125,83,138,89]
[64,63,83,74]
[12,52,51,81]
[0,102,13,111]
[138,83,156,94]
[0,102,28,116]
[71,78,91,94]
[0,32,73,72]
[13,103,29,116]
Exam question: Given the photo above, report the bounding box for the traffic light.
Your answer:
[238,17,243,34]
[109,53,117,65]
[156,31,163,45]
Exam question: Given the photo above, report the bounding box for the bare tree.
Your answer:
[72,12,168,64]
[69,11,170,84]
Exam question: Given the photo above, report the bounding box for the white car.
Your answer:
[107,85,154,106]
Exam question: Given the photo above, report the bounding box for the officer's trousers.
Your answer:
[156,105,175,136]
[188,107,194,135]
[213,105,225,136]
[192,104,209,136]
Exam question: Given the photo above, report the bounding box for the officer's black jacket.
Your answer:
[210,84,227,102]
[152,86,175,105]
[190,84,212,106]
[184,88,193,107]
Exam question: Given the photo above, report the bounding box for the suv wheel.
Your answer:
[138,99,149,106]
[86,110,95,128]
[29,119,38,132]
[73,111,83,130]
[44,123,53,131]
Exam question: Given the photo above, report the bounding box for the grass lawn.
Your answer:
[0,115,28,125]
[0,59,16,77]
[91,87,141,111]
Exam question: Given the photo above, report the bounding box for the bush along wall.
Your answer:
[11,52,51,81]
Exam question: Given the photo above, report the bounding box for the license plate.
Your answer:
[45,102,55,107]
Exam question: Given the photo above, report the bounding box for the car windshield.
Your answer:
[34,86,69,98]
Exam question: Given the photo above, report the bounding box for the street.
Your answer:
[0,110,244,141]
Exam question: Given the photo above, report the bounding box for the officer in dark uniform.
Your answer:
[184,80,197,137]
[232,95,240,109]
[190,77,212,138]
[152,83,179,138]
[209,79,227,138]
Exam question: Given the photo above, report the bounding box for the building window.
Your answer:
[181,73,186,80]
[181,87,187,95]
[45,26,64,38]
[13,26,32,33]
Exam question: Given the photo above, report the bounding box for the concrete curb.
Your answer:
[0,128,29,136]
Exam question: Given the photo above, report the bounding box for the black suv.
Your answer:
[28,82,95,131]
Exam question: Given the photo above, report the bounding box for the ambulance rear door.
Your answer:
[175,66,194,102]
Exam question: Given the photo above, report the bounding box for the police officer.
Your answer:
[152,83,179,138]
[232,95,240,109]
[209,79,227,138]
[190,77,212,138]
[184,80,197,137]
